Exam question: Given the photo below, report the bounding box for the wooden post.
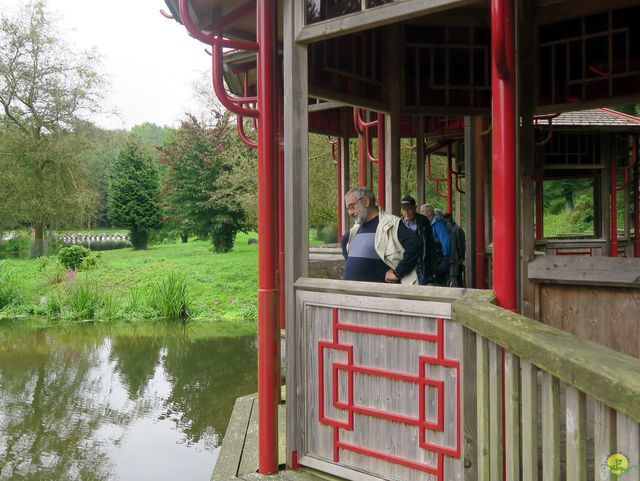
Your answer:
[517,0,536,317]
[283,0,309,468]
[464,116,477,288]
[417,116,426,206]
[340,108,351,237]
[384,25,401,214]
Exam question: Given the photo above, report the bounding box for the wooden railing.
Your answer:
[287,278,640,481]
[453,297,640,481]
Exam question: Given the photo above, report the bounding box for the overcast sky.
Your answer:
[1,0,213,130]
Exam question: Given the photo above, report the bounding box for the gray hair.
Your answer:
[434,208,444,218]
[421,203,434,214]
[345,186,376,205]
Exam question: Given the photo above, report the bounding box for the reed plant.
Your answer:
[151,272,192,322]
[0,260,22,309]
[65,278,102,319]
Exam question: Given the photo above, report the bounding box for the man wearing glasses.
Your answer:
[341,187,422,284]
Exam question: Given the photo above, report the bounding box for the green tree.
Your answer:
[0,1,104,253]
[159,114,254,253]
[108,138,161,249]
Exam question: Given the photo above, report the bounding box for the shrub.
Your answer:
[57,245,91,270]
[151,272,191,322]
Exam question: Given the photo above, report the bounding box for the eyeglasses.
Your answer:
[346,195,364,211]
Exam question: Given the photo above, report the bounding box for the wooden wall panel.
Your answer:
[537,285,640,358]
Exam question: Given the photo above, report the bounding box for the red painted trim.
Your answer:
[491,0,517,311]
[256,0,279,473]
[598,107,640,123]
[290,450,300,470]
[354,109,385,206]
[611,138,618,257]
[634,135,640,257]
[318,309,461,480]
[555,248,593,256]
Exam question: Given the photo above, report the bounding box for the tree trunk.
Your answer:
[34,221,45,257]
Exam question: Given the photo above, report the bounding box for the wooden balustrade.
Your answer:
[454,298,640,481]
[288,278,640,481]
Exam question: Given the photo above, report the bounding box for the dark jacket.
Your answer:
[412,213,438,280]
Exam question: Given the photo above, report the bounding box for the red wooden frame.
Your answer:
[317,308,461,480]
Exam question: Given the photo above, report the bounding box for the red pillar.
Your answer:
[257,0,279,473]
[610,138,618,257]
[491,0,517,311]
[634,135,640,257]
[474,117,487,289]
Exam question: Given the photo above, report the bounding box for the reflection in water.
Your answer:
[0,324,257,481]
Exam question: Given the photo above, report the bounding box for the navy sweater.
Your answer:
[341,216,422,282]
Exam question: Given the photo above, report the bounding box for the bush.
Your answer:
[151,272,191,321]
[57,245,91,270]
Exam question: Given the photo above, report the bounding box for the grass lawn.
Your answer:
[0,233,259,335]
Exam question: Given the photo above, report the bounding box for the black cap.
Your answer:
[401,196,416,206]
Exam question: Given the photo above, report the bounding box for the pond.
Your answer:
[0,322,257,481]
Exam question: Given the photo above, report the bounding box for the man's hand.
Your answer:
[385,269,400,283]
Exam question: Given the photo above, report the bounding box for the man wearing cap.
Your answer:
[341,187,422,284]
[400,196,438,285]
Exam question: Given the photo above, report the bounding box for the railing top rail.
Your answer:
[294,277,494,304]
[528,255,640,288]
[453,297,640,422]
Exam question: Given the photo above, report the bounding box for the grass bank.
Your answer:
[0,233,258,334]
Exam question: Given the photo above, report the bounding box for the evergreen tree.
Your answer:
[108,138,161,249]
[159,114,253,253]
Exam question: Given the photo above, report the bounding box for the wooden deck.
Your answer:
[212,392,344,481]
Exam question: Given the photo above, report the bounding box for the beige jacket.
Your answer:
[347,209,418,285]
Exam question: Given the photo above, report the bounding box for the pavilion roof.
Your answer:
[550,109,640,129]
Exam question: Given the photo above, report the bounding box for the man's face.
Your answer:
[345,193,368,224]
[401,204,416,222]
[421,206,432,219]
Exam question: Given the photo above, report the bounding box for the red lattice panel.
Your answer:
[317,308,461,480]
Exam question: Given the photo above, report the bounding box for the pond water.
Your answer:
[0,322,257,481]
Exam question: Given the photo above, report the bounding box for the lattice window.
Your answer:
[542,133,601,169]
[538,7,640,107]
[404,25,491,109]
[306,0,396,24]
[309,30,383,104]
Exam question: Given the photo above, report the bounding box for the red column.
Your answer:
[634,135,640,257]
[491,0,517,311]
[611,138,618,257]
[474,117,487,289]
[257,0,279,473]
